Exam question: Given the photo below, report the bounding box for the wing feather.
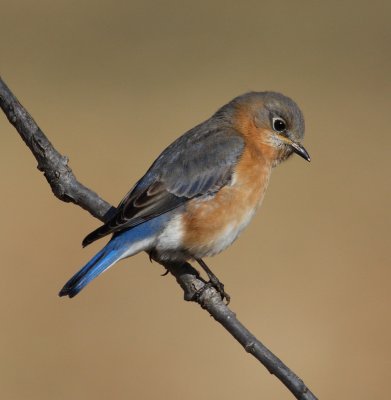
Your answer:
[82,120,244,247]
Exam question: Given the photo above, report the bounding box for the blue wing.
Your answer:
[82,118,244,246]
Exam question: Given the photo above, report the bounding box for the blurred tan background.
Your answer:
[0,1,390,399]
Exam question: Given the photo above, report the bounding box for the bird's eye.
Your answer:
[272,117,286,133]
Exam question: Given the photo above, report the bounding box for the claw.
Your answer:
[195,258,231,304]
[193,282,230,304]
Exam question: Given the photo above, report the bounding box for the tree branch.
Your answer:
[0,77,318,400]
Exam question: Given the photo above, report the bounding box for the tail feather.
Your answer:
[59,248,121,298]
[59,214,169,298]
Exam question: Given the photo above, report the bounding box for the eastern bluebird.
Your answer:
[59,92,310,301]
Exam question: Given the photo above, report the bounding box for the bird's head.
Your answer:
[223,91,310,166]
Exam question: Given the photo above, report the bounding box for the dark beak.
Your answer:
[290,141,311,162]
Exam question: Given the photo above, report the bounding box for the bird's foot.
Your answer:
[209,277,231,304]
[194,280,230,305]
[195,258,230,304]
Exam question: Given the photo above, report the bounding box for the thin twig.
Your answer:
[0,77,317,400]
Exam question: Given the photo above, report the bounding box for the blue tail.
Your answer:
[59,246,121,298]
[59,215,168,298]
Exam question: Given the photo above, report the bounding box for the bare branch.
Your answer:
[0,77,317,400]
[0,78,114,222]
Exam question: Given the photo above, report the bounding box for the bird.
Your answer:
[59,91,310,302]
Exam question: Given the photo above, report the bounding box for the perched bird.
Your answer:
[59,92,310,301]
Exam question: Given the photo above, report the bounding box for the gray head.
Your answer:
[216,91,310,164]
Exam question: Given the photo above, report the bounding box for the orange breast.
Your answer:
[182,147,272,257]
